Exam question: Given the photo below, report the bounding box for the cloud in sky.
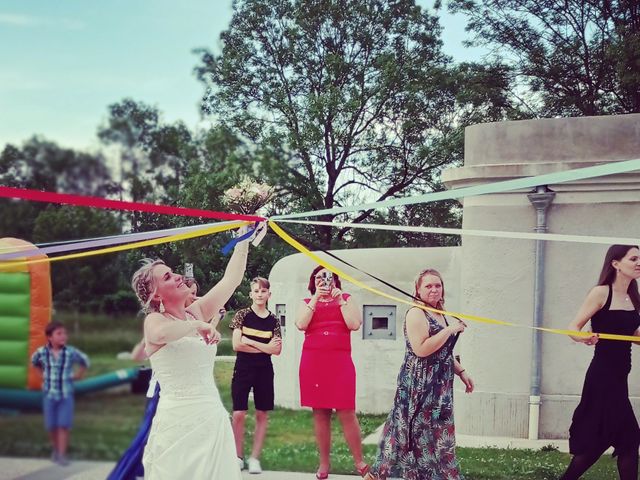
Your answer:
[0,12,84,30]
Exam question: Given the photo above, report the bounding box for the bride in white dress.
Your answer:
[131,235,248,480]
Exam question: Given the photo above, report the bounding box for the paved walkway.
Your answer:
[0,431,580,479]
[0,457,361,480]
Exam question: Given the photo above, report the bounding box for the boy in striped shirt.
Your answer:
[230,277,282,474]
[31,321,89,465]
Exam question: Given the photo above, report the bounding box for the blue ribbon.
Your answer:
[221,222,259,255]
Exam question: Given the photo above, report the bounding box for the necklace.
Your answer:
[613,287,631,303]
[317,296,333,303]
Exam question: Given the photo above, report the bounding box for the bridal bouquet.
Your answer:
[222,178,275,215]
[222,179,273,247]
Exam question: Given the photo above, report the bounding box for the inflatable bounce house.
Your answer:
[0,238,50,398]
[0,238,138,409]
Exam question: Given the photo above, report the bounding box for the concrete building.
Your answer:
[269,113,640,440]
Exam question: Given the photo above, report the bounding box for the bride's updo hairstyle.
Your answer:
[132,258,166,313]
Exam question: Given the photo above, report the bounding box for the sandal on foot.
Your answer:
[356,464,370,477]
[315,470,329,479]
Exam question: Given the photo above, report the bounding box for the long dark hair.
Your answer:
[597,244,640,311]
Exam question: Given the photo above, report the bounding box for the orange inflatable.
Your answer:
[0,238,51,390]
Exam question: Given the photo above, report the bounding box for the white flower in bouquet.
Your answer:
[222,178,275,215]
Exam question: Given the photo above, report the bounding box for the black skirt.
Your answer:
[569,362,640,456]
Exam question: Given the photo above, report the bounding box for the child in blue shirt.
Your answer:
[31,321,89,466]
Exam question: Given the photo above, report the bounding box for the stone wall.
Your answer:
[442,113,640,438]
[268,113,640,439]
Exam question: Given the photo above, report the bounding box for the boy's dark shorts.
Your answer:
[231,362,274,412]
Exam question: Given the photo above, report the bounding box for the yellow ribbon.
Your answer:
[0,221,249,271]
[268,220,640,342]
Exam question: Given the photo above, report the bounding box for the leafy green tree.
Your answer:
[0,137,122,309]
[449,0,640,116]
[98,98,194,233]
[0,137,116,195]
[0,137,118,239]
[195,0,513,247]
[32,206,122,311]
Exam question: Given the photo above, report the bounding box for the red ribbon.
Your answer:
[0,186,265,222]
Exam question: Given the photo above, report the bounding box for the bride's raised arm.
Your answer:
[191,237,249,325]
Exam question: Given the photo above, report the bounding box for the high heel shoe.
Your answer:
[315,470,329,479]
[356,463,370,477]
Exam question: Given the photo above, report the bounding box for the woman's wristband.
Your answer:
[306,303,315,312]
[458,369,466,376]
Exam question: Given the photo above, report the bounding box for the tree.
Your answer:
[449,0,640,116]
[195,0,514,247]
[32,205,123,311]
[99,99,171,232]
[0,137,116,196]
[171,125,288,308]
[0,137,118,238]
[0,137,123,309]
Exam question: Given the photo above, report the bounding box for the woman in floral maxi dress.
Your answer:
[365,269,474,480]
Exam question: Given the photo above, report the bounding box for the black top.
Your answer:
[590,285,640,375]
[230,307,281,366]
[568,285,640,455]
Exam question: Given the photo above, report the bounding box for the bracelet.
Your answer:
[339,301,347,307]
[306,303,315,312]
[458,369,465,375]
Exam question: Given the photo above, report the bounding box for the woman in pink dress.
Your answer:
[296,266,369,479]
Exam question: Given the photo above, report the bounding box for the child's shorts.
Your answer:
[231,362,274,411]
[43,396,74,430]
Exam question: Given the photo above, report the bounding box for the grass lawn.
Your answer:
[0,356,618,478]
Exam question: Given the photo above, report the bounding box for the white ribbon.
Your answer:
[276,219,639,246]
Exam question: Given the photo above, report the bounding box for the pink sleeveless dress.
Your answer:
[299,293,356,409]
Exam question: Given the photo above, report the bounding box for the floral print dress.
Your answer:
[370,308,463,480]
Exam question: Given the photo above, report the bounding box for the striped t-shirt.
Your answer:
[230,307,281,366]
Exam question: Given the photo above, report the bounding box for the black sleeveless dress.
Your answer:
[568,285,640,456]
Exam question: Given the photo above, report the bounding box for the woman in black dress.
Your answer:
[562,244,640,480]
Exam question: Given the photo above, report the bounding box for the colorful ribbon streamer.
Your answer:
[273,158,640,219]
[268,220,640,342]
[275,219,640,246]
[221,222,260,255]
[0,221,248,271]
[0,222,237,261]
[0,186,265,222]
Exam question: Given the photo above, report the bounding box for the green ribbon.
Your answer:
[273,159,640,219]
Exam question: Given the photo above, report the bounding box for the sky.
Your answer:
[0,0,483,152]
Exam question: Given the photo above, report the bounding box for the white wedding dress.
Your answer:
[142,336,241,480]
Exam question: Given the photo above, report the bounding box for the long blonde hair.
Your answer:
[414,268,445,309]
[131,258,166,313]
